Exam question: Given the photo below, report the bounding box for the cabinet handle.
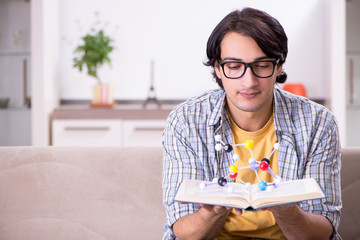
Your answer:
[349,58,354,105]
[134,127,164,132]
[23,58,27,106]
[64,127,110,131]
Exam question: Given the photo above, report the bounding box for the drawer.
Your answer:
[122,120,166,147]
[52,119,122,146]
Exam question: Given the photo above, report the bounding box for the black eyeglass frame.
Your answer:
[218,59,280,79]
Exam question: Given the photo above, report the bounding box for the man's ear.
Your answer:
[276,63,283,77]
[214,61,222,79]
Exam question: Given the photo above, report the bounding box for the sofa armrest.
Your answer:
[338,147,360,239]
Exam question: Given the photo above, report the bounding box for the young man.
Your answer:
[162,8,341,240]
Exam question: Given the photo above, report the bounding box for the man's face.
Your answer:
[215,32,282,115]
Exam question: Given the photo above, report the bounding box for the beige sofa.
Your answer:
[339,148,360,240]
[0,147,359,239]
[0,147,165,240]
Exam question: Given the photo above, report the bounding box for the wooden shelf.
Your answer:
[0,52,30,57]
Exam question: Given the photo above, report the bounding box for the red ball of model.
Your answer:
[229,171,237,179]
[259,161,269,171]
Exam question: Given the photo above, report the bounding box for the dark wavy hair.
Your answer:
[204,8,288,88]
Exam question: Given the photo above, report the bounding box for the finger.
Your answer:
[199,204,213,211]
[214,205,226,210]
[234,209,243,216]
[199,204,219,210]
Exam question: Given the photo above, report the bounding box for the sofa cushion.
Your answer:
[0,146,164,240]
[1,146,359,239]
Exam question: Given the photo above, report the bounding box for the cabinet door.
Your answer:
[122,120,166,147]
[52,119,122,146]
[0,109,31,146]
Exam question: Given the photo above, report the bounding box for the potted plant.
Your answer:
[73,28,115,107]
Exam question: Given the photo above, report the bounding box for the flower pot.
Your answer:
[90,84,115,108]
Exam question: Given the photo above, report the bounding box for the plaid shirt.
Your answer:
[162,88,342,240]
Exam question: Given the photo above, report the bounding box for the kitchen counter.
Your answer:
[50,103,177,146]
[51,105,174,120]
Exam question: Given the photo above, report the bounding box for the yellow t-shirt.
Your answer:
[217,115,286,240]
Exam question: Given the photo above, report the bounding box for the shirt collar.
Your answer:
[207,87,297,135]
[273,86,298,135]
[207,89,227,127]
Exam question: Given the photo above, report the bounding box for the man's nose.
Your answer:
[241,66,258,87]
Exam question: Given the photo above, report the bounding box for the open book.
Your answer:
[174,178,325,210]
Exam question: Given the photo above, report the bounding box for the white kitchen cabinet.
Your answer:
[52,119,122,146]
[122,119,166,147]
[51,107,170,147]
[52,119,166,147]
[0,109,31,146]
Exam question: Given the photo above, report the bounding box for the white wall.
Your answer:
[59,0,330,101]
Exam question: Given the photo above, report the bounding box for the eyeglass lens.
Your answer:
[222,61,276,78]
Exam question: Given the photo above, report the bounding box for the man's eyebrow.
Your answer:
[222,56,271,61]
[223,57,242,61]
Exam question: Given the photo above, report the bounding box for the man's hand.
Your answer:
[199,203,232,215]
[261,203,333,240]
[260,202,299,218]
[178,202,243,218]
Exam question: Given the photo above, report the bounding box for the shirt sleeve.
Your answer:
[161,109,204,239]
[299,112,342,240]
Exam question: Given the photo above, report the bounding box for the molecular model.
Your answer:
[200,135,282,192]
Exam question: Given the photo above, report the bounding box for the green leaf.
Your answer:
[72,29,114,84]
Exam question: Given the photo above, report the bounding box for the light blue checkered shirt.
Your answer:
[162,88,342,240]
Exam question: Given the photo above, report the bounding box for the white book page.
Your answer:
[250,178,324,208]
[179,180,252,203]
[196,182,251,201]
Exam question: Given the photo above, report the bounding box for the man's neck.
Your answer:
[226,101,273,132]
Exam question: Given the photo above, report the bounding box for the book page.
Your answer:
[250,178,325,209]
[175,179,252,209]
[196,182,251,200]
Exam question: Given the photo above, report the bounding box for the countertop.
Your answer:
[51,100,181,120]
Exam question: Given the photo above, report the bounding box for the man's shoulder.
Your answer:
[274,88,338,129]
[169,89,225,117]
[275,88,334,117]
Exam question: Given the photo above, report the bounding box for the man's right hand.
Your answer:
[173,203,238,240]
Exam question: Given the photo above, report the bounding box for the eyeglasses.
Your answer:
[218,59,280,79]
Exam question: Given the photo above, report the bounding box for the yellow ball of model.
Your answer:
[229,164,238,174]
[245,140,254,149]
